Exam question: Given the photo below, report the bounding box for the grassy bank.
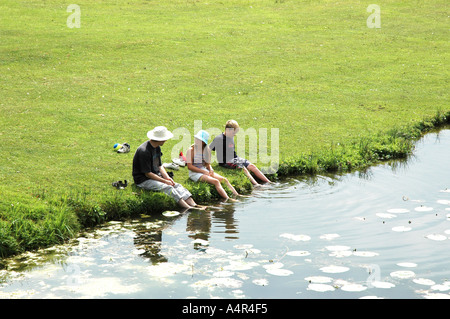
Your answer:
[1,0,449,258]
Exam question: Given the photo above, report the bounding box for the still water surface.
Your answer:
[1,129,449,299]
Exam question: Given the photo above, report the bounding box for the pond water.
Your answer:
[1,129,449,299]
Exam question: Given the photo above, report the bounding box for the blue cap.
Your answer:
[194,130,210,144]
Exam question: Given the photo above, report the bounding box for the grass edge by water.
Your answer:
[1,109,449,259]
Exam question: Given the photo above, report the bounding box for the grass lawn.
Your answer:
[0,0,448,257]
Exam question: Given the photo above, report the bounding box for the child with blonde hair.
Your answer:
[209,120,271,185]
[186,130,240,201]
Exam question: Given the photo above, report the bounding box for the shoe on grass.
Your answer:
[163,162,179,170]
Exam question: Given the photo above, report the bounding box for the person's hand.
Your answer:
[208,169,214,177]
[164,178,175,186]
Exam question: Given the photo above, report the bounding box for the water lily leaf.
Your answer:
[213,270,234,278]
[286,250,310,257]
[425,234,447,241]
[307,283,335,292]
[352,251,379,257]
[233,244,253,250]
[370,281,395,289]
[252,278,269,286]
[266,268,293,276]
[329,250,352,258]
[319,233,340,240]
[431,284,450,292]
[162,211,180,217]
[341,283,367,292]
[320,265,350,273]
[414,206,433,212]
[325,245,351,252]
[376,213,396,219]
[263,262,284,270]
[387,208,409,214]
[390,270,415,279]
[280,233,311,241]
[413,278,435,286]
[392,226,412,232]
[304,276,333,283]
[397,262,417,268]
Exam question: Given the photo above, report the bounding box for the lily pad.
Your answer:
[431,284,450,292]
[252,278,269,286]
[224,261,259,271]
[397,262,417,268]
[329,250,353,258]
[266,268,293,276]
[286,250,311,257]
[423,293,450,299]
[233,244,253,250]
[325,245,351,252]
[191,277,243,289]
[280,233,311,241]
[305,276,333,284]
[387,208,410,214]
[392,226,412,232]
[376,213,397,219]
[319,234,340,240]
[320,265,350,273]
[352,251,379,257]
[341,283,367,292]
[425,234,447,241]
[162,211,180,217]
[307,283,335,292]
[213,270,234,278]
[413,278,435,286]
[390,270,415,279]
[263,262,284,270]
[414,206,433,212]
[370,281,395,289]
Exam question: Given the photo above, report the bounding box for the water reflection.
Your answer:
[131,203,239,264]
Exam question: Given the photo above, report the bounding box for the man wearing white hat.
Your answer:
[132,126,203,209]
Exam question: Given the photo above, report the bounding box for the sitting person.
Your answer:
[209,120,271,185]
[186,130,240,201]
[132,126,205,210]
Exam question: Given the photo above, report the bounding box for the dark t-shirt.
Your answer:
[209,133,237,165]
[132,141,162,184]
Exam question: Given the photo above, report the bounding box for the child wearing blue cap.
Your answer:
[186,130,240,201]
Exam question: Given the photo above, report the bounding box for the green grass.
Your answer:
[0,0,448,257]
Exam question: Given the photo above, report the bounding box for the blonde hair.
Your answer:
[225,120,239,131]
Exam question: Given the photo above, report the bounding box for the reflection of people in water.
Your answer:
[186,206,239,249]
[133,206,240,263]
[186,210,211,244]
[133,219,170,264]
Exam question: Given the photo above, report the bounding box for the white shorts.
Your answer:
[189,166,207,182]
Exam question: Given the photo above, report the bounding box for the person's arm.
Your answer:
[209,138,216,151]
[186,148,209,174]
[159,166,175,185]
[204,162,214,176]
[204,147,214,176]
[144,169,174,186]
[145,171,169,183]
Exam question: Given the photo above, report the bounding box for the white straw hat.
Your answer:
[147,126,174,141]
